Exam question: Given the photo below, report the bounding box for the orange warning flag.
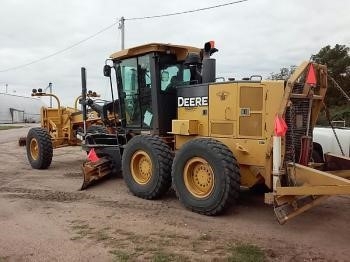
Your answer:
[87,148,99,162]
[306,63,317,86]
[274,115,288,136]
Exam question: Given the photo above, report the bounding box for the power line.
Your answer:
[126,0,248,20]
[0,23,117,73]
[0,0,248,73]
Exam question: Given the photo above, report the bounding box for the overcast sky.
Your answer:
[1,0,349,106]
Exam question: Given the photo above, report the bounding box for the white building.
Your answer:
[0,93,45,123]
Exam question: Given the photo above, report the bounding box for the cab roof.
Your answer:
[110,43,201,61]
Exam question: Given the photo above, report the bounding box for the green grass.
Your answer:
[70,222,94,240]
[110,250,131,262]
[153,252,171,262]
[71,223,90,230]
[69,222,192,261]
[0,256,9,262]
[0,125,23,130]
[96,229,110,241]
[227,243,265,262]
[152,251,188,262]
[198,233,212,241]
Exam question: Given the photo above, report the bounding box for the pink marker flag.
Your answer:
[306,63,317,86]
[87,148,99,162]
[274,115,288,136]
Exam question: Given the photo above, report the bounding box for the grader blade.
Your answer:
[81,157,112,190]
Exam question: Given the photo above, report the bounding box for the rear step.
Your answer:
[266,153,350,224]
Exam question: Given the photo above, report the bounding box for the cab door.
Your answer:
[118,55,152,129]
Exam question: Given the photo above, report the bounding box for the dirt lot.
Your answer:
[0,124,349,262]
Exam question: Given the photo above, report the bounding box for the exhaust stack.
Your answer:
[81,67,87,133]
[201,41,218,83]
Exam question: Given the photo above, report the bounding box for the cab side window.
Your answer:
[160,65,191,92]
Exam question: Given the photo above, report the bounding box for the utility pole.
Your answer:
[44,82,53,108]
[5,83,8,93]
[118,16,125,50]
[48,82,52,108]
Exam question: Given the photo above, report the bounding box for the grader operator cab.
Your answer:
[26,41,350,223]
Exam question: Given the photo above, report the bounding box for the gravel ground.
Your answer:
[0,124,349,261]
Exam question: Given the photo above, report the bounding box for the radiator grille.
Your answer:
[211,122,234,136]
[239,114,262,137]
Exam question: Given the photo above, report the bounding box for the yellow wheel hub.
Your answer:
[184,157,214,198]
[130,150,152,185]
[30,138,39,160]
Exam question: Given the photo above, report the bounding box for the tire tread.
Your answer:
[172,138,240,216]
[122,135,172,199]
[26,127,53,169]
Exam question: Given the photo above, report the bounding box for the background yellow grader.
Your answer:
[22,88,116,169]
[25,42,350,223]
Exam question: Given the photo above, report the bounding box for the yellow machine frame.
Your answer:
[32,91,102,148]
[170,60,350,223]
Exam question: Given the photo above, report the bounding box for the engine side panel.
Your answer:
[173,81,285,188]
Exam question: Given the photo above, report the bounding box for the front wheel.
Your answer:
[26,127,53,169]
[172,138,240,215]
[122,135,173,199]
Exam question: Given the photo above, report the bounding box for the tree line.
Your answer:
[269,44,350,127]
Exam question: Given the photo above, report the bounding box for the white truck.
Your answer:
[313,127,350,161]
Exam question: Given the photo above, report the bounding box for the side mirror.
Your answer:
[103,65,111,77]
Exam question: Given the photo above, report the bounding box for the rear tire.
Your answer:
[122,135,172,199]
[312,149,324,163]
[312,142,324,163]
[172,138,240,215]
[26,127,53,169]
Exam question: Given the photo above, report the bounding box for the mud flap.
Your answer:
[18,136,27,146]
[81,157,112,190]
[298,136,312,166]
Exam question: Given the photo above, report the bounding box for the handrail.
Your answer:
[32,92,61,109]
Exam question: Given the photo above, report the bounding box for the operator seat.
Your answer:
[184,53,202,85]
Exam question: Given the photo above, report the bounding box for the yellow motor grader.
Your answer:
[23,87,119,169]
[26,41,350,223]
